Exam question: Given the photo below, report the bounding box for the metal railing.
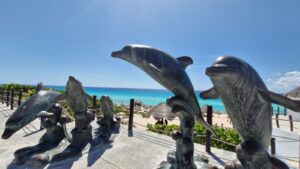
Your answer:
[0,89,24,109]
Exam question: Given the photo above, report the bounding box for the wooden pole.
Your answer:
[18,91,22,106]
[275,113,279,128]
[128,99,134,130]
[92,95,97,114]
[10,89,14,110]
[289,115,293,132]
[271,137,276,155]
[284,107,287,116]
[206,105,213,153]
[6,90,9,107]
[277,106,280,114]
[1,89,4,104]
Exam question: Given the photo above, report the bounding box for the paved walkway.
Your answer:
[0,104,298,169]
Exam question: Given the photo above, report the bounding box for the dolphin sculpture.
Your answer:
[111,44,216,136]
[96,95,120,140]
[200,56,289,168]
[2,90,61,139]
[200,56,272,149]
[99,95,114,120]
[49,76,94,161]
[56,76,92,114]
[55,76,94,144]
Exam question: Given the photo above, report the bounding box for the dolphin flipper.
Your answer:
[37,111,55,118]
[258,88,300,112]
[176,56,193,69]
[200,87,219,99]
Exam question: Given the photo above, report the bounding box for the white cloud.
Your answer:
[267,71,300,93]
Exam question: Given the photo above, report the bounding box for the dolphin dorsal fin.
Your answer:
[177,56,193,69]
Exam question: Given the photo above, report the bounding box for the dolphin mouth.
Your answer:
[206,65,233,76]
[2,129,15,139]
[111,50,123,58]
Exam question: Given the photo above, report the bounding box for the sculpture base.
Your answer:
[95,116,121,144]
[157,150,220,169]
[10,124,121,168]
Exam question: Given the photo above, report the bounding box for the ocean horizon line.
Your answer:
[0,83,206,92]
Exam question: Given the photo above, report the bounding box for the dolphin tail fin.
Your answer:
[258,88,300,112]
[196,115,218,137]
[269,155,289,169]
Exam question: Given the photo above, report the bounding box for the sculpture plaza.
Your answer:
[0,46,299,169]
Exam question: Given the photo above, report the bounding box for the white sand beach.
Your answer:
[124,107,300,135]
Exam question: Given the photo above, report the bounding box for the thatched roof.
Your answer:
[146,102,176,120]
[285,86,300,98]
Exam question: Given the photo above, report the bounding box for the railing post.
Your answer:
[1,89,4,104]
[10,89,14,110]
[92,95,97,114]
[18,91,22,106]
[277,106,280,114]
[128,99,134,130]
[275,113,280,128]
[206,105,213,153]
[289,115,293,132]
[271,137,276,155]
[284,107,287,116]
[6,90,9,107]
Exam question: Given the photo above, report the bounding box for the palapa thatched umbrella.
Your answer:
[146,102,176,120]
[285,86,300,99]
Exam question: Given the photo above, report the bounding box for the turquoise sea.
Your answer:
[47,86,284,114]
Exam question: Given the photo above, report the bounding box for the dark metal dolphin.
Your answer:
[2,90,61,139]
[200,56,272,149]
[112,44,216,136]
[55,76,92,113]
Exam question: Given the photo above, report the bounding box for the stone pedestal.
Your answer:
[157,97,219,169]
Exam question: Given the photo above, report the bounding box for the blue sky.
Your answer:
[0,0,299,93]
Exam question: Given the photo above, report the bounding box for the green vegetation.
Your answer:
[0,83,65,100]
[138,111,147,118]
[114,105,129,115]
[146,123,241,152]
[0,83,34,92]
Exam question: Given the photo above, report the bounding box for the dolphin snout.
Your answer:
[205,67,218,76]
[111,50,123,58]
[205,64,231,76]
[2,129,14,139]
